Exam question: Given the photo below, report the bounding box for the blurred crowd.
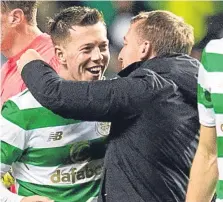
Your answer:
[1,0,223,76]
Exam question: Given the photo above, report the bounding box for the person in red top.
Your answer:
[0,1,58,198]
[1,1,58,106]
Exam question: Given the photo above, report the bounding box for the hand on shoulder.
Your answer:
[17,49,43,74]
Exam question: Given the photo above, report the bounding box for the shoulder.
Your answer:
[49,56,60,72]
[204,38,223,54]
[201,38,223,72]
[35,33,59,71]
[1,90,43,130]
[6,89,42,110]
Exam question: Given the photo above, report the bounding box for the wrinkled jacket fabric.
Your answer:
[21,54,200,202]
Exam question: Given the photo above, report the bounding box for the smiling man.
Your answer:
[51,10,109,81]
[0,6,110,202]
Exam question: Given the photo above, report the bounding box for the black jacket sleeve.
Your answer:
[21,60,158,122]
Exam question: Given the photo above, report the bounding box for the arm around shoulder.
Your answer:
[21,60,157,121]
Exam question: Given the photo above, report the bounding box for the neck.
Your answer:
[3,25,42,58]
[58,65,73,81]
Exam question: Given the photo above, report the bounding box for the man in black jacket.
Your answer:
[17,10,200,202]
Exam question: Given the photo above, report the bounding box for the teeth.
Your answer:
[89,66,101,71]
[87,66,102,74]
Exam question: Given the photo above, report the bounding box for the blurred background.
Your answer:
[1,1,223,77]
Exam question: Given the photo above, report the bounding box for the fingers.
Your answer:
[16,49,43,74]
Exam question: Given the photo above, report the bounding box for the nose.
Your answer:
[118,48,123,62]
[91,47,103,61]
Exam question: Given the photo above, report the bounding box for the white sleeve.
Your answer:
[0,101,28,202]
[0,181,24,202]
[197,57,215,127]
[0,107,28,169]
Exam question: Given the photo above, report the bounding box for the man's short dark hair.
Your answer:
[1,1,38,24]
[48,6,105,46]
[131,10,194,55]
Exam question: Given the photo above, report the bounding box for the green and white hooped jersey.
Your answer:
[198,38,223,201]
[0,89,110,202]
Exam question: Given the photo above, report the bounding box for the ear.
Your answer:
[139,40,152,60]
[55,45,67,65]
[8,9,24,27]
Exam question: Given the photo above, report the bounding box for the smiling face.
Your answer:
[57,22,110,81]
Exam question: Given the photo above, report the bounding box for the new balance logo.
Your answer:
[48,131,63,141]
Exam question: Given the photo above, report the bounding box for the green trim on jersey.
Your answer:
[197,84,213,108]
[202,51,223,72]
[216,180,223,199]
[1,100,81,130]
[1,141,23,165]
[19,89,29,97]
[198,84,223,114]
[17,179,100,202]
[19,138,107,167]
[212,94,223,114]
[218,137,223,158]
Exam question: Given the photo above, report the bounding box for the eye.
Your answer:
[82,47,92,53]
[99,44,108,51]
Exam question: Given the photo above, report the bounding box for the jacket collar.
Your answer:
[118,53,185,77]
[118,61,144,77]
